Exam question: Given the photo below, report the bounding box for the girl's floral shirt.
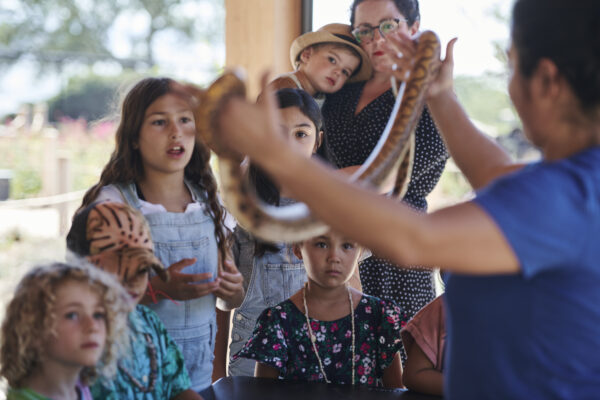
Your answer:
[232,294,407,387]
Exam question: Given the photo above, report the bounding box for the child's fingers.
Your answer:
[221,259,239,273]
[168,258,197,273]
[181,272,213,284]
[185,281,220,299]
[219,278,242,291]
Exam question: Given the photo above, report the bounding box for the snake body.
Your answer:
[196,31,441,242]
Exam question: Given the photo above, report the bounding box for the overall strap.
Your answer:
[184,179,208,204]
[114,182,143,210]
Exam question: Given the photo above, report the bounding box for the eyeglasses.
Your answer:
[352,18,408,44]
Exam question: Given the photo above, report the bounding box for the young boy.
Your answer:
[262,23,372,105]
[66,201,203,400]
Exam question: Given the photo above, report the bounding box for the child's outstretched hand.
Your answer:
[215,259,244,311]
[145,257,219,303]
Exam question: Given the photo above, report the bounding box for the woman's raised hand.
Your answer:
[216,73,288,167]
[427,38,458,99]
[382,31,418,80]
[383,34,458,99]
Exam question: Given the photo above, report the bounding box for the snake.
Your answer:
[194,30,441,242]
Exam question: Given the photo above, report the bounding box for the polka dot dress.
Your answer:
[321,81,449,323]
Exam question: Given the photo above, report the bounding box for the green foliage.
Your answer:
[454,73,519,135]
[0,0,221,71]
[10,168,42,199]
[47,75,120,122]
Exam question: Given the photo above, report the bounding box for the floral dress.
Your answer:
[232,295,408,387]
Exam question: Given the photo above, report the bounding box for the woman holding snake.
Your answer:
[321,0,449,327]
[214,0,600,397]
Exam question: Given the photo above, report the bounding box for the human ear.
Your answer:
[313,130,324,153]
[300,47,313,64]
[530,58,562,109]
[409,20,420,36]
[292,244,304,260]
[535,58,561,98]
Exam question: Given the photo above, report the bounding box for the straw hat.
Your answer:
[290,23,372,83]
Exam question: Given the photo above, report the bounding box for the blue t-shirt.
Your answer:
[445,147,600,399]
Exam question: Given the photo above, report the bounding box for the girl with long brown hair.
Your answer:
[79,77,244,391]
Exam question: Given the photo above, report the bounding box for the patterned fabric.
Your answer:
[91,305,190,399]
[232,295,407,387]
[321,81,449,335]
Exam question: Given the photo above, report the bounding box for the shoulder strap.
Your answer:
[113,182,142,210]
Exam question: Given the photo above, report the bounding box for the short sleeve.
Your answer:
[473,161,593,278]
[232,306,289,373]
[144,308,191,396]
[400,296,445,370]
[375,299,406,372]
[94,185,125,204]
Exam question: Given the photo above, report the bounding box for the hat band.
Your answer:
[333,33,360,47]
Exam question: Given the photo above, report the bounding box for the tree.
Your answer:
[0,0,221,71]
[47,74,122,123]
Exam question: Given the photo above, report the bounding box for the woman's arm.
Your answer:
[382,352,404,389]
[215,88,519,276]
[403,343,443,395]
[255,362,280,379]
[338,165,397,194]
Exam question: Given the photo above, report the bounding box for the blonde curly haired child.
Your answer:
[1,261,130,400]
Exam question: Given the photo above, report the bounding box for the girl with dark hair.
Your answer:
[214,0,600,397]
[226,88,324,377]
[321,0,449,330]
[79,77,244,391]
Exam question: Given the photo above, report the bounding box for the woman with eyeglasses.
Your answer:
[320,0,449,332]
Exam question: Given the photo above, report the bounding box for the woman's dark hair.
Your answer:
[249,88,322,256]
[249,88,322,206]
[512,0,600,115]
[80,77,231,262]
[350,0,420,28]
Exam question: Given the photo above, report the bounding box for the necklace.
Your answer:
[302,282,355,385]
[119,333,158,393]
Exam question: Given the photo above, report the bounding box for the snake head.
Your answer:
[191,69,247,161]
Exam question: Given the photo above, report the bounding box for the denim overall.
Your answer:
[228,224,307,376]
[116,182,218,392]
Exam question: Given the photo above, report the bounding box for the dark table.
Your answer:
[199,376,442,400]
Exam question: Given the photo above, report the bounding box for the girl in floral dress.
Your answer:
[233,231,407,388]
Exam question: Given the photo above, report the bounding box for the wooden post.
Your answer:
[225,0,302,99]
[57,152,71,235]
[41,128,59,197]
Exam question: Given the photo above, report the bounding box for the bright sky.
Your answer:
[313,0,512,76]
[0,0,512,117]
